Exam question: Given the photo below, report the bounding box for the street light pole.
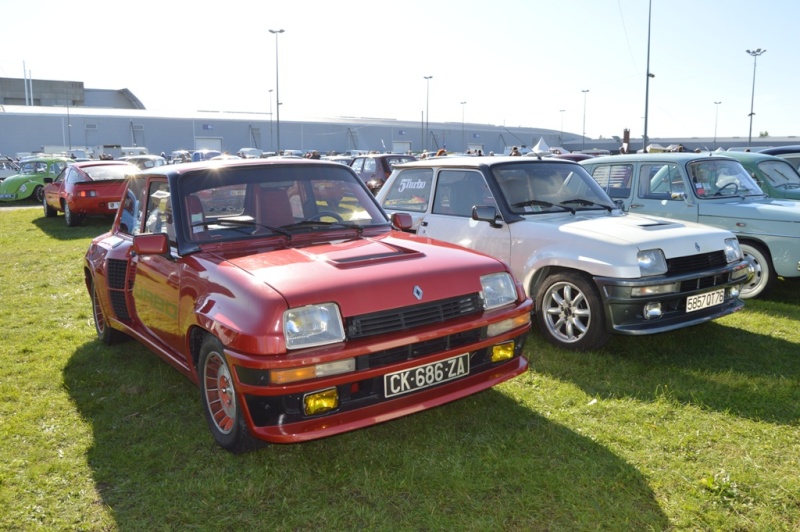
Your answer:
[714,101,722,149]
[268,89,274,152]
[270,29,285,154]
[559,109,565,146]
[746,48,766,148]
[460,101,467,152]
[581,90,589,151]
[643,0,653,152]
[424,76,433,151]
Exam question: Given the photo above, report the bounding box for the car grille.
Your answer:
[107,259,132,320]
[667,251,727,274]
[359,329,482,370]
[345,293,483,339]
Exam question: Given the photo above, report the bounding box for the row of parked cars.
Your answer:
[14,146,800,452]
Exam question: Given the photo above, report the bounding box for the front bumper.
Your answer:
[594,259,751,335]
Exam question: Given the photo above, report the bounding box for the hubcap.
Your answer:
[544,282,590,343]
[204,352,236,434]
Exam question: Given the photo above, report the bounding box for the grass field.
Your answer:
[1,206,799,530]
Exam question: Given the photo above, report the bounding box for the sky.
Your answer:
[1,0,798,142]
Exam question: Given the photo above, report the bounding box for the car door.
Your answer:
[45,167,68,209]
[130,178,185,357]
[617,162,699,222]
[417,169,512,266]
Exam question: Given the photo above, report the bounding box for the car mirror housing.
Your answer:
[391,212,413,231]
[133,233,169,255]
[472,205,503,228]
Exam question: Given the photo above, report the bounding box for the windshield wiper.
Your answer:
[512,199,575,214]
[193,218,292,238]
[283,220,365,236]
[559,198,614,213]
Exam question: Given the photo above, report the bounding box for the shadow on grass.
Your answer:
[529,281,800,425]
[31,211,114,240]
[63,340,668,530]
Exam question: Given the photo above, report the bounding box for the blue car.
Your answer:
[582,153,800,299]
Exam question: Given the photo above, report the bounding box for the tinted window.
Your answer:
[380,168,433,213]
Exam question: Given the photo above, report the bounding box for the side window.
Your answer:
[380,168,433,213]
[363,159,377,173]
[591,164,632,198]
[640,163,683,199]
[143,180,174,243]
[119,178,145,236]
[350,158,363,173]
[433,170,495,217]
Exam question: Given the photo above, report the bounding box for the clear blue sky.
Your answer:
[1,0,796,141]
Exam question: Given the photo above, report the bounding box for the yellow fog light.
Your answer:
[304,388,339,416]
[491,342,515,363]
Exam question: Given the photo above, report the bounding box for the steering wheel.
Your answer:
[716,182,739,195]
[308,211,344,222]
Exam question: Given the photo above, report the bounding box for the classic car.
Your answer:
[43,160,138,226]
[759,145,800,171]
[581,153,800,299]
[721,151,800,200]
[376,156,750,351]
[0,157,19,181]
[350,153,417,194]
[84,158,532,452]
[0,156,71,202]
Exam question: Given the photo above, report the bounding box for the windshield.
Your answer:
[686,159,764,197]
[757,159,800,189]
[177,163,389,243]
[492,161,615,214]
[84,164,137,181]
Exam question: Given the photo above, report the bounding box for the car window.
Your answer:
[350,158,363,173]
[364,159,376,173]
[144,181,174,244]
[756,160,800,189]
[432,170,495,217]
[380,168,433,213]
[687,160,762,197]
[641,163,683,199]
[590,164,632,198]
[119,178,146,236]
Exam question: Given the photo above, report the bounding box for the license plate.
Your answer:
[686,289,725,313]
[384,353,470,398]
[108,202,120,210]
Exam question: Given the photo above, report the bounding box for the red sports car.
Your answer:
[84,158,532,452]
[43,160,138,226]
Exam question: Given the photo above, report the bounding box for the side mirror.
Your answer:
[43,177,53,184]
[613,199,626,211]
[472,205,503,228]
[133,233,169,255]
[391,212,414,232]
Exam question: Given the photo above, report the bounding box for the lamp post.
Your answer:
[581,89,589,151]
[460,101,467,151]
[746,48,766,147]
[559,109,565,145]
[643,0,653,152]
[424,76,433,151]
[268,89,274,152]
[269,29,285,154]
[714,101,722,149]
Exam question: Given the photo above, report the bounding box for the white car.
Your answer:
[377,156,752,351]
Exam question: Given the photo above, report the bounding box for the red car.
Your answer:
[84,158,532,452]
[43,160,138,226]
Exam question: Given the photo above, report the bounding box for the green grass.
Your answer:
[1,206,799,530]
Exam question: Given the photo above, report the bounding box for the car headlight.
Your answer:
[638,249,668,276]
[283,303,345,350]
[724,237,743,262]
[480,272,517,310]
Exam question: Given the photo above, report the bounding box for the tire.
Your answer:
[198,335,261,453]
[43,195,57,218]
[739,242,773,299]
[535,271,611,351]
[33,185,45,203]
[90,279,127,345]
[64,202,83,227]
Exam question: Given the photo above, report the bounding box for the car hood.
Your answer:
[697,197,800,222]
[217,233,505,316]
[534,211,733,256]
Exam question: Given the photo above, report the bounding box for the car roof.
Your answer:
[396,155,579,169]
[717,151,790,164]
[759,145,800,156]
[581,152,738,165]
[71,160,138,169]
[142,156,352,176]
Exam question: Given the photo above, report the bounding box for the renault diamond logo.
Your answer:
[695,242,701,252]
[413,285,423,300]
